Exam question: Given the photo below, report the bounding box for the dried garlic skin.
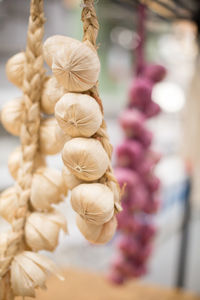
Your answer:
[55,125,71,145]
[39,118,70,155]
[11,251,64,297]
[43,35,77,67]
[8,146,46,180]
[43,35,100,92]
[52,40,100,92]
[6,52,25,88]
[62,165,83,190]
[30,167,67,211]
[55,93,102,138]
[76,215,117,244]
[41,76,65,114]
[62,138,109,181]
[25,211,67,251]
[0,187,18,223]
[1,98,24,136]
[71,183,114,225]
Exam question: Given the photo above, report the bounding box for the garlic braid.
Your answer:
[13,0,45,242]
[0,0,66,298]
[82,0,121,212]
[0,2,44,298]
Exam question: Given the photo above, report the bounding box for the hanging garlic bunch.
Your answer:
[43,1,121,245]
[0,0,69,298]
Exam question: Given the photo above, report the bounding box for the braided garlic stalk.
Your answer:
[0,0,67,298]
[43,0,121,245]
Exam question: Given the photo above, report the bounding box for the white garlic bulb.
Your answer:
[44,34,100,92]
[40,118,70,155]
[1,98,24,136]
[76,215,117,244]
[8,146,46,180]
[62,138,109,181]
[62,166,82,190]
[25,211,67,251]
[6,52,25,88]
[55,93,102,138]
[0,187,18,223]
[52,43,100,92]
[41,77,65,114]
[71,183,114,225]
[11,251,63,297]
[43,35,77,67]
[30,167,67,211]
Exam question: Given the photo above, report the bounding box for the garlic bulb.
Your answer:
[40,118,70,155]
[25,211,67,251]
[8,146,45,180]
[41,77,65,114]
[0,187,18,223]
[62,166,82,190]
[55,93,102,137]
[1,98,24,136]
[62,138,109,181]
[11,251,63,297]
[43,35,77,67]
[76,215,117,244]
[71,183,114,225]
[6,52,25,88]
[30,167,67,211]
[44,35,100,92]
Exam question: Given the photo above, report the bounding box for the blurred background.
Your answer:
[0,0,200,298]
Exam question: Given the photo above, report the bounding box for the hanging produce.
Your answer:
[0,0,67,298]
[43,0,121,245]
[108,4,166,284]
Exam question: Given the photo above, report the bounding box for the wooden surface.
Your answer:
[18,268,200,300]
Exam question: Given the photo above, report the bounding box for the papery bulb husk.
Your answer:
[6,52,25,88]
[62,138,109,181]
[55,124,71,145]
[62,166,83,190]
[40,118,70,155]
[43,35,78,67]
[71,183,114,225]
[108,181,121,212]
[51,38,100,92]
[30,167,67,211]
[76,215,117,244]
[41,77,66,114]
[1,97,24,136]
[0,187,19,223]
[11,251,64,297]
[8,146,46,180]
[25,211,67,252]
[55,93,102,137]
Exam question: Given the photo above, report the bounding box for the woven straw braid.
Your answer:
[0,1,45,299]
[81,0,121,211]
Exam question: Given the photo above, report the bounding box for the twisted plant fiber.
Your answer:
[0,1,45,298]
[81,0,122,212]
